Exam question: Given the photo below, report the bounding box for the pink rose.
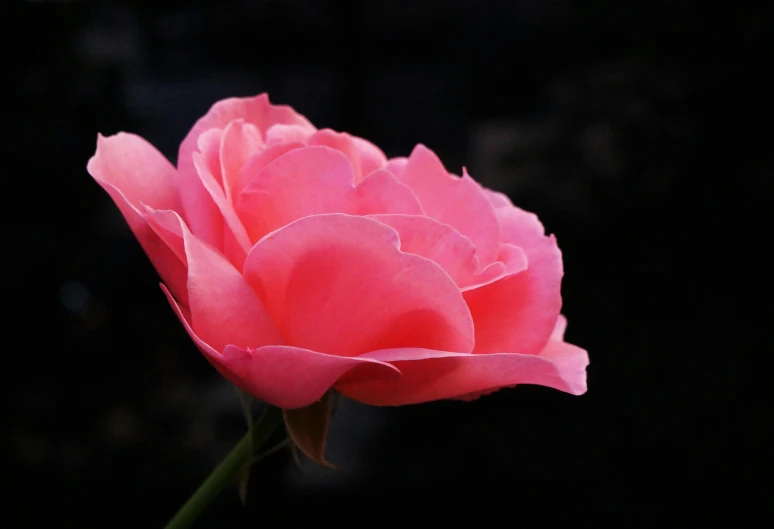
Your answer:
[88,93,588,412]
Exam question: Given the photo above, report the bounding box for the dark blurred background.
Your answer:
[5,0,771,527]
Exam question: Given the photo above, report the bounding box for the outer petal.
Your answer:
[352,169,424,215]
[161,285,400,409]
[463,234,563,356]
[87,133,188,304]
[368,214,527,290]
[235,146,356,242]
[336,344,589,406]
[177,93,314,246]
[242,214,475,357]
[87,133,182,213]
[398,146,501,264]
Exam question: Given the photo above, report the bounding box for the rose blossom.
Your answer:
[87,93,588,414]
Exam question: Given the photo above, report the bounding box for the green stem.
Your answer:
[163,405,284,529]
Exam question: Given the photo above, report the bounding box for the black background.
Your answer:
[6,1,771,527]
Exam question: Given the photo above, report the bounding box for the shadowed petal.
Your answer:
[161,285,400,409]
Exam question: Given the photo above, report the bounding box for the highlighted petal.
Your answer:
[162,285,399,409]
[464,235,563,356]
[236,146,356,242]
[399,146,501,264]
[243,214,475,357]
[336,344,589,406]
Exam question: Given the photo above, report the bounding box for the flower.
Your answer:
[88,93,588,414]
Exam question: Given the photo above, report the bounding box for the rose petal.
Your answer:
[243,214,475,357]
[219,120,263,202]
[265,124,316,146]
[484,188,514,208]
[87,133,182,213]
[336,344,589,406]
[177,93,314,247]
[87,133,188,304]
[493,204,547,253]
[384,157,409,177]
[236,146,356,242]
[143,206,186,264]
[552,314,568,341]
[368,214,526,290]
[308,129,367,184]
[161,284,400,409]
[156,210,281,351]
[351,136,388,176]
[463,234,563,356]
[235,142,305,200]
[352,169,424,215]
[192,131,252,253]
[398,146,501,264]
